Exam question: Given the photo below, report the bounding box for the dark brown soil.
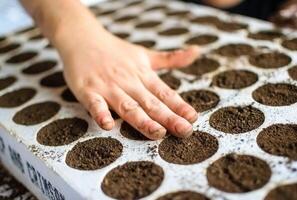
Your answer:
[6,51,38,64]
[0,36,6,42]
[248,30,284,41]
[110,110,120,120]
[249,52,291,69]
[216,21,248,32]
[214,43,254,57]
[145,5,167,12]
[66,137,123,170]
[40,71,66,88]
[28,33,44,41]
[120,121,149,140]
[0,162,37,200]
[264,183,297,200]
[13,101,60,125]
[37,117,88,146]
[288,66,297,80]
[211,70,258,89]
[185,34,218,46]
[282,38,297,51]
[125,0,142,7]
[96,9,115,16]
[135,20,161,29]
[14,26,37,35]
[159,27,189,36]
[209,106,265,134]
[252,83,297,106]
[166,10,189,17]
[180,90,219,112]
[180,57,220,76]
[0,42,20,54]
[257,124,297,160]
[45,43,53,49]
[61,88,78,102]
[159,72,181,90]
[157,191,210,200]
[0,88,36,108]
[114,15,137,23]
[159,131,218,165]
[133,40,156,48]
[22,60,57,75]
[206,154,271,193]
[190,16,220,25]
[113,32,130,39]
[0,76,17,91]
[101,161,164,200]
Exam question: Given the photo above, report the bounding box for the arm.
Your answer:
[20,0,199,140]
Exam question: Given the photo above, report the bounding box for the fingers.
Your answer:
[148,45,200,70]
[124,82,194,138]
[142,72,198,123]
[77,90,114,130]
[105,86,166,140]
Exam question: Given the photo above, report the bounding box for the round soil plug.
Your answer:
[13,101,60,125]
[0,42,21,54]
[37,118,88,146]
[190,16,221,25]
[120,121,149,141]
[159,72,181,90]
[248,30,284,41]
[66,137,123,170]
[180,57,220,76]
[157,191,210,200]
[264,183,297,200]
[252,83,297,106]
[214,43,254,57]
[185,34,218,46]
[40,71,66,88]
[159,27,189,36]
[215,21,248,32]
[180,90,219,112]
[257,124,297,160]
[133,40,156,48]
[282,38,297,51]
[22,60,57,75]
[159,131,218,164]
[0,88,36,108]
[6,51,38,64]
[135,20,161,29]
[249,52,291,69]
[101,161,164,200]
[209,106,264,134]
[288,66,297,80]
[0,76,17,91]
[207,154,271,193]
[61,88,78,103]
[212,70,258,89]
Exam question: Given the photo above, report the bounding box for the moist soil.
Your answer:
[180,57,220,76]
[180,89,219,112]
[6,51,38,64]
[190,16,221,25]
[185,34,218,46]
[257,124,297,160]
[40,71,66,88]
[214,43,254,57]
[135,20,161,29]
[248,30,284,41]
[156,191,210,200]
[133,40,156,48]
[65,137,123,170]
[13,101,60,125]
[0,42,20,54]
[159,27,189,36]
[159,131,218,165]
[120,121,149,141]
[211,70,258,89]
[145,5,167,12]
[264,183,297,200]
[101,161,164,200]
[61,88,78,102]
[215,21,248,32]
[22,60,56,75]
[114,15,137,23]
[0,88,36,108]
[206,154,271,193]
[166,10,189,17]
[249,52,291,69]
[0,76,16,91]
[113,32,130,39]
[252,83,297,106]
[282,38,297,51]
[110,110,120,120]
[37,117,88,146]
[288,65,297,80]
[159,72,181,90]
[209,106,265,134]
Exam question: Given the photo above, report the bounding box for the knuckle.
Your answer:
[143,98,161,113]
[157,88,177,101]
[119,100,139,115]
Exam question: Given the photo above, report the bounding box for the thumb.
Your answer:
[148,45,200,70]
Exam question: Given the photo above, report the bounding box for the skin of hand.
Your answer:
[271,0,297,29]
[20,0,200,140]
[203,0,243,8]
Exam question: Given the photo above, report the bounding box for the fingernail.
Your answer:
[186,110,198,123]
[149,124,166,140]
[175,119,193,138]
[101,117,114,130]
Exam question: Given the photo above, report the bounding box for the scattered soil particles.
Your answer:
[0,76,17,91]
[282,38,297,51]
[37,117,88,146]
[156,191,210,200]
[22,60,57,75]
[159,27,189,36]
[6,51,38,64]
[0,42,21,54]
[180,89,219,112]
[135,20,161,29]
[185,34,218,46]
[159,131,218,164]
[179,57,220,76]
[209,106,265,134]
[248,30,284,41]
[257,124,297,160]
[120,121,149,141]
[159,72,181,90]
[252,83,297,106]
[206,154,271,193]
[61,88,78,103]
[249,52,291,69]
[101,161,164,200]
[40,71,66,88]
[264,183,297,200]
[288,65,297,80]
[66,137,123,170]
[214,43,254,57]
[0,88,36,108]
[13,101,60,125]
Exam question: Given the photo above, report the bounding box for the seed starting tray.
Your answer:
[0,0,297,200]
